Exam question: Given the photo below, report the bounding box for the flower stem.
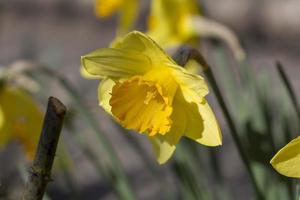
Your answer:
[276,62,300,121]
[205,69,263,199]
[173,46,263,200]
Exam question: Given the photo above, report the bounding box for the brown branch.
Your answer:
[22,97,67,200]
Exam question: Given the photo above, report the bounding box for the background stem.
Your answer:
[173,46,263,200]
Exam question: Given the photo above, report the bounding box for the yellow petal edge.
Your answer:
[270,136,300,178]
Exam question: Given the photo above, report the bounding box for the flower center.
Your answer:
[110,69,178,136]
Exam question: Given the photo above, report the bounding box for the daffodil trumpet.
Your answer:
[81,31,222,164]
[271,135,300,178]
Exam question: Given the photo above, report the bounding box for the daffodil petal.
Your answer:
[97,78,115,115]
[80,65,101,79]
[112,31,175,66]
[171,65,209,103]
[81,48,151,79]
[149,136,176,164]
[184,100,222,146]
[270,136,300,178]
[148,99,186,164]
[184,59,205,74]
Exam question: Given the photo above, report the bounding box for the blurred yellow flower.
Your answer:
[94,0,122,17]
[94,0,138,35]
[81,31,222,164]
[148,0,199,48]
[271,136,300,178]
[0,86,43,159]
[147,0,245,60]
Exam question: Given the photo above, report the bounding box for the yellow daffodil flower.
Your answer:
[148,0,199,48]
[0,86,43,159]
[271,136,300,178]
[147,0,245,60]
[81,31,222,164]
[94,0,138,35]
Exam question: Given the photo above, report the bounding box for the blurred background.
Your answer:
[0,0,300,199]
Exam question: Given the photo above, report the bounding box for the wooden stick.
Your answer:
[23,97,66,200]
